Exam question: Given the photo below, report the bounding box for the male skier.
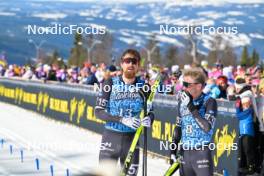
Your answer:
[95,49,154,176]
[170,69,217,176]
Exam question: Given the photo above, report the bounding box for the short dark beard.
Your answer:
[123,70,136,79]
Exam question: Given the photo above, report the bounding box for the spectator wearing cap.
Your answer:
[235,78,258,119]
[163,74,176,95]
[115,66,122,76]
[235,77,258,174]
[82,67,98,85]
[98,65,118,83]
[223,66,235,85]
[67,66,79,83]
[183,64,191,70]
[201,60,208,71]
[171,65,179,74]
[216,76,228,99]
[107,65,117,77]
[167,65,182,94]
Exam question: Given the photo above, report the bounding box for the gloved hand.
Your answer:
[141,116,151,128]
[180,91,195,111]
[170,154,177,165]
[120,117,141,130]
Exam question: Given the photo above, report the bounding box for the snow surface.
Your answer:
[0,102,172,176]
[31,13,67,20]
[249,33,264,39]
[222,18,245,25]
[0,12,16,16]
[197,11,226,20]
[226,11,246,16]
[29,0,264,5]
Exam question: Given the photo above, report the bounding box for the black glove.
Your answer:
[180,91,196,112]
[170,149,183,165]
[170,153,177,165]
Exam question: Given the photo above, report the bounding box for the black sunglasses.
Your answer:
[183,81,200,88]
[122,57,138,65]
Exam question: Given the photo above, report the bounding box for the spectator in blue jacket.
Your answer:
[203,78,221,99]
[235,78,256,175]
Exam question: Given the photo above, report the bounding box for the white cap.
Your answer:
[184,64,191,70]
[241,97,251,104]
[201,60,208,67]
[171,65,179,73]
[43,64,51,72]
[235,83,246,89]
[223,67,232,78]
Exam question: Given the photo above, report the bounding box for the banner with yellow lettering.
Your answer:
[0,79,244,175]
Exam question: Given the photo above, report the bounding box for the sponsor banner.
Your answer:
[2,78,259,176]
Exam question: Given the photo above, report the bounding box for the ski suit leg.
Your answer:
[180,147,213,176]
[99,129,122,162]
[120,133,139,176]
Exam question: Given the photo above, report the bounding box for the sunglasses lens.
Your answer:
[123,58,138,65]
[183,81,200,87]
[123,60,130,64]
[183,81,190,87]
[131,59,137,65]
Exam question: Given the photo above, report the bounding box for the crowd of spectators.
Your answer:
[0,60,264,98]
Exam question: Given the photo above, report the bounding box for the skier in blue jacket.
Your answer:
[95,49,154,176]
